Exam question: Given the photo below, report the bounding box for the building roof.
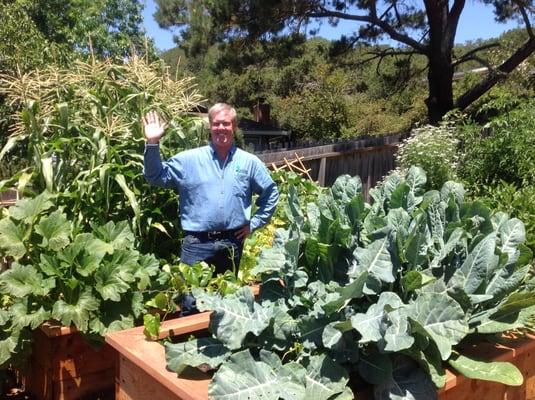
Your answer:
[238,118,289,137]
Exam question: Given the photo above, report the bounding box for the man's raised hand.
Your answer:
[142,111,168,144]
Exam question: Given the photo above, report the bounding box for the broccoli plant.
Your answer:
[165,167,534,400]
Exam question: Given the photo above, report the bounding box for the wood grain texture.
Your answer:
[23,322,115,400]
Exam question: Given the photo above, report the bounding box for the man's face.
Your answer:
[210,110,235,152]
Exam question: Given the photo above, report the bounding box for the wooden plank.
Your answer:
[24,323,116,400]
[108,286,261,400]
[107,312,212,400]
[31,326,115,381]
[116,355,192,400]
[24,357,53,400]
[53,367,114,400]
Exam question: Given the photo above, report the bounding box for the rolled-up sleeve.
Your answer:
[250,160,279,231]
[143,144,182,189]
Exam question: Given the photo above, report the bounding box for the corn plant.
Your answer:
[0,55,205,258]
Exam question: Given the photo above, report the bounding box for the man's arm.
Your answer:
[143,145,181,188]
[250,161,279,232]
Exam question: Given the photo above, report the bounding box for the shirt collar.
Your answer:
[209,142,237,162]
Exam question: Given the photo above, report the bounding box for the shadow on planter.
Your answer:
[23,322,115,400]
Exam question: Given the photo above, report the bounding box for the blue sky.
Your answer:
[142,0,520,52]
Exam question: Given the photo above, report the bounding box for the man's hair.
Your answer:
[208,103,237,124]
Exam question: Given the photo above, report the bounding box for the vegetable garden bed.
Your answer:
[23,322,115,400]
[106,310,535,400]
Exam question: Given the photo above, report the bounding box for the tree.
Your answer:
[0,0,151,73]
[153,0,535,123]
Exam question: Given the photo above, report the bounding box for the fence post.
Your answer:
[318,157,326,186]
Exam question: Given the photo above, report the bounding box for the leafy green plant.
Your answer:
[164,167,535,399]
[475,181,535,252]
[458,99,535,187]
[0,191,160,366]
[396,121,459,190]
[0,56,205,259]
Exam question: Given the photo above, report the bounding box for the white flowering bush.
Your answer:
[396,122,459,189]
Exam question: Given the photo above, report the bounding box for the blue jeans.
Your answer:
[179,233,243,316]
[180,234,243,274]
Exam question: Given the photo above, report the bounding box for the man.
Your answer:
[142,102,279,285]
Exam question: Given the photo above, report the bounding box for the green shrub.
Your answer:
[396,121,459,190]
[0,192,160,366]
[458,99,535,187]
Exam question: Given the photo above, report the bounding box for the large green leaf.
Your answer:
[476,304,535,334]
[306,202,321,235]
[448,353,523,386]
[209,287,272,350]
[403,214,431,268]
[209,350,306,400]
[322,270,367,315]
[354,236,395,284]
[10,300,50,330]
[257,306,297,351]
[35,210,72,251]
[331,175,362,206]
[358,352,392,385]
[453,234,497,294]
[0,331,20,365]
[115,174,140,219]
[286,185,305,227]
[374,355,437,400]
[402,271,435,293]
[253,247,287,276]
[51,289,100,332]
[383,308,415,352]
[0,263,55,297]
[406,342,446,389]
[485,264,530,302]
[440,181,464,206]
[498,218,525,262]
[166,338,231,375]
[491,292,535,320]
[0,218,27,259]
[298,315,332,350]
[38,253,63,276]
[408,293,468,360]
[94,261,132,302]
[304,355,350,400]
[9,191,53,222]
[92,220,135,250]
[134,253,160,290]
[351,292,403,344]
[426,197,446,249]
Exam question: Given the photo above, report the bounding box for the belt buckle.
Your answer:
[207,230,221,239]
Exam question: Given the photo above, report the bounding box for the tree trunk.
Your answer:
[423,0,462,124]
[426,53,454,124]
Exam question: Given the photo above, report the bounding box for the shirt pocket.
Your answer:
[233,172,249,197]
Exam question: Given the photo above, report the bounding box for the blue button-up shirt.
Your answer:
[144,143,279,232]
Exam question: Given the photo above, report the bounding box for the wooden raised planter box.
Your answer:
[23,322,115,400]
[0,189,19,207]
[105,308,535,400]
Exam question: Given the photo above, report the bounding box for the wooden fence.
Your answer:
[257,132,407,199]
